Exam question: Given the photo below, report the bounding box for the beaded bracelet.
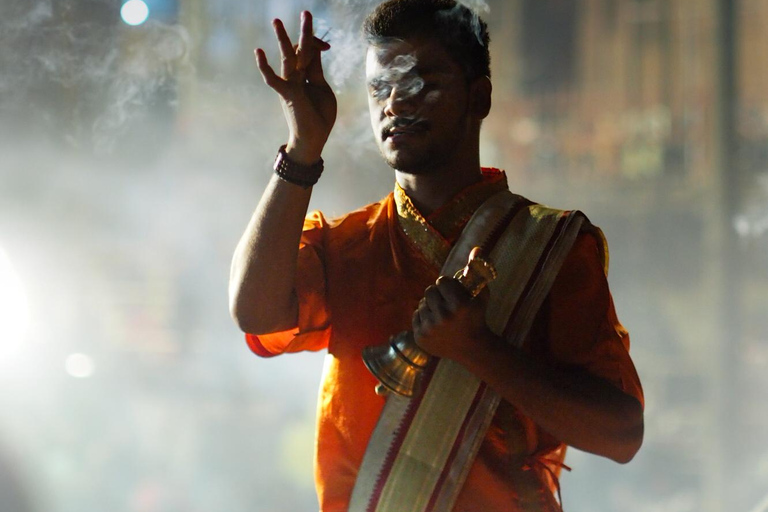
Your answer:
[273,145,324,188]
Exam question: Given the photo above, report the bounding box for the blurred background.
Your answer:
[0,0,766,511]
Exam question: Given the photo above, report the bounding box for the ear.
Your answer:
[469,75,492,120]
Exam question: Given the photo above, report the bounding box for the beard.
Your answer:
[378,142,445,175]
[376,111,470,175]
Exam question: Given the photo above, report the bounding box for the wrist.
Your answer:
[273,144,324,189]
[285,140,323,166]
[456,328,505,368]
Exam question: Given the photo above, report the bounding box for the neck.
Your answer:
[395,154,483,217]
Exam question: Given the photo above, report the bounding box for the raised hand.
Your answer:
[255,11,337,164]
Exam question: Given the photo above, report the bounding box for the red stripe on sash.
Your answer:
[502,212,572,341]
[366,360,439,512]
[424,382,488,512]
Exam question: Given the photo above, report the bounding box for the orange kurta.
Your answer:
[246,170,643,512]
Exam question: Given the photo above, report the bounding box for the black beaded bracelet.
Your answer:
[273,145,324,188]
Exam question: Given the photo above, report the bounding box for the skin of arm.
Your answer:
[413,276,644,464]
[228,11,336,334]
[229,176,310,334]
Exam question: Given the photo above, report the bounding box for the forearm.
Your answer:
[229,172,312,334]
[458,332,644,463]
[231,8,336,334]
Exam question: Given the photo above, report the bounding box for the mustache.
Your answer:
[381,117,429,136]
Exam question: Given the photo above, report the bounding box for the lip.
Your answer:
[382,122,428,141]
[384,130,426,148]
[388,129,423,138]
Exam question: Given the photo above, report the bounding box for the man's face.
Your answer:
[365,37,473,174]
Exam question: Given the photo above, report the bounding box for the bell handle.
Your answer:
[453,246,497,297]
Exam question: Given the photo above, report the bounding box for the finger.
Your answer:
[412,308,433,335]
[297,11,313,70]
[435,277,471,310]
[254,48,287,93]
[316,36,331,51]
[412,309,422,333]
[424,285,445,312]
[423,285,451,319]
[305,37,330,86]
[272,19,296,78]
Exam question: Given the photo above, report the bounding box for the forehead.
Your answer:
[365,37,461,80]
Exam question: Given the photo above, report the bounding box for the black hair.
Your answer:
[362,0,491,81]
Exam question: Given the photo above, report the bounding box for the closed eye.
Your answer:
[368,79,392,101]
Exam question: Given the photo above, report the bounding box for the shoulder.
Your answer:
[302,194,394,247]
[551,219,610,301]
[327,194,393,229]
[518,200,609,276]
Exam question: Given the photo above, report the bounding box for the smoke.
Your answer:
[320,0,495,131]
[92,21,191,154]
[0,1,190,154]
[0,0,491,153]
[315,0,490,91]
[328,110,380,162]
[461,0,491,13]
[368,51,424,101]
[460,0,491,46]
[315,21,366,91]
[437,1,491,47]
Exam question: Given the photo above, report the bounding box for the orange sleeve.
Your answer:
[245,211,332,357]
[545,230,644,406]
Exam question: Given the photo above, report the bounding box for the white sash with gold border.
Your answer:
[349,190,591,512]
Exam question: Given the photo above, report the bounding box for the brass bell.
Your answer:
[362,247,497,397]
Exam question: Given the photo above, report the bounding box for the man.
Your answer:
[229,1,644,511]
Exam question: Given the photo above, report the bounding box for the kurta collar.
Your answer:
[394,168,508,269]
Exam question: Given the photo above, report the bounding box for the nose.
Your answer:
[383,85,417,118]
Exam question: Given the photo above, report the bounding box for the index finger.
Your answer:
[435,276,472,307]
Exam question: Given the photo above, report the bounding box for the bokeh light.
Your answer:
[121,0,150,26]
[65,353,95,378]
